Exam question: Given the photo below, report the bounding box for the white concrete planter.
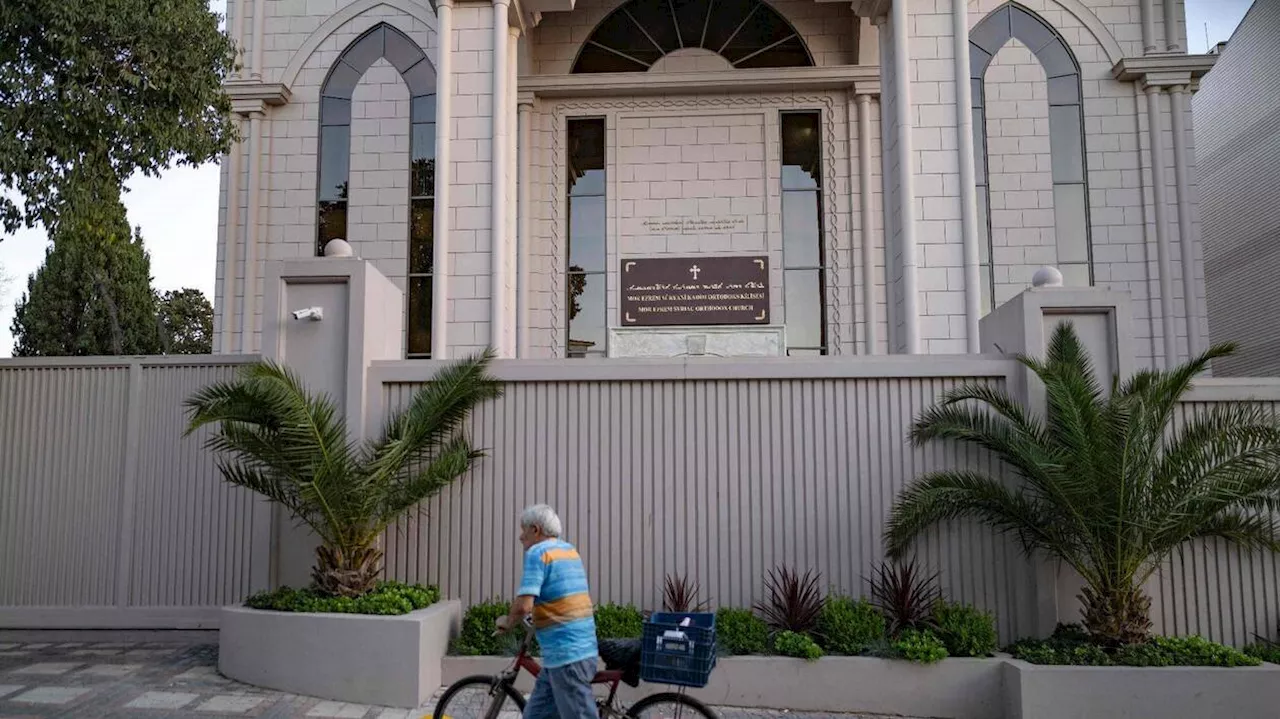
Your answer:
[220,600,460,708]
[444,655,1280,719]
[443,655,1006,719]
[1004,659,1280,719]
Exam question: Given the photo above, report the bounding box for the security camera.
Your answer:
[291,307,323,321]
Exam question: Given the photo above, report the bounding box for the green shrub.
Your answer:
[1117,636,1260,668]
[932,602,998,657]
[244,581,438,616]
[774,631,823,661]
[1018,641,1112,666]
[716,607,770,655]
[891,629,948,664]
[451,600,534,656]
[595,603,644,639]
[1005,623,1111,666]
[1244,641,1280,664]
[1008,630,1261,667]
[815,596,885,655]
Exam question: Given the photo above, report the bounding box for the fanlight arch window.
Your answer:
[572,0,813,73]
[970,3,1092,311]
[316,23,438,357]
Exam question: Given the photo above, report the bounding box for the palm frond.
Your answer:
[909,403,1100,539]
[364,349,502,489]
[885,322,1274,645]
[885,470,1060,561]
[374,435,480,528]
[926,383,1047,445]
[1188,510,1280,553]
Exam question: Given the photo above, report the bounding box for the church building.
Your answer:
[216,0,1215,369]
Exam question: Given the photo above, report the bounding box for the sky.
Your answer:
[0,0,1258,356]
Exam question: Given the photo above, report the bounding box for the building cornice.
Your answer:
[1112,54,1217,89]
[224,80,292,114]
[521,65,880,99]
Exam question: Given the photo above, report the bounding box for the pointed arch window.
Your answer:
[970,4,1092,312]
[316,23,437,357]
[572,0,813,73]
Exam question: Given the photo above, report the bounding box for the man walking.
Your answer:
[499,504,599,719]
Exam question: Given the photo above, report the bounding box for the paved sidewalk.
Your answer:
[0,641,915,719]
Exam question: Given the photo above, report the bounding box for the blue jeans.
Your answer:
[523,657,600,719]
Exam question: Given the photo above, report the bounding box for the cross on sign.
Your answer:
[688,264,701,279]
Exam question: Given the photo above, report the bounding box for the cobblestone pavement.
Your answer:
[0,642,920,719]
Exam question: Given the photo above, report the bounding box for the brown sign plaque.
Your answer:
[620,256,770,326]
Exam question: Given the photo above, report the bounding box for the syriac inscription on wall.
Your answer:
[621,256,770,326]
[639,216,748,236]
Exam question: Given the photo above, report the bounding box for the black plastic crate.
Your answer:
[640,612,717,687]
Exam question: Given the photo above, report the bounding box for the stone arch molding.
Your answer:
[280,0,438,92]
[969,0,1123,65]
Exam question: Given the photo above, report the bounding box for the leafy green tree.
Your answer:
[185,351,503,597]
[0,0,238,233]
[886,323,1280,646]
[10,185,161,356]
[157,288,214,355]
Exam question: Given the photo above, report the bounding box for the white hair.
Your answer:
[520,504,563,538]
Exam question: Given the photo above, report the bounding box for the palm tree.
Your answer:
[885,323,1280,646]
[185,350,502,597]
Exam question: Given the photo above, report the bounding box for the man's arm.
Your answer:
[501,595,534,631]
[499,547,544,631]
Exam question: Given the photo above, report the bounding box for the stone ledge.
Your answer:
[1004,659,1280,719]
[444,655,1005,718]
[607,326,786,358]
[443,655,1280,719]
[219,600,460,709]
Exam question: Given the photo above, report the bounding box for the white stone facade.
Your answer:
[215,0,1214,371]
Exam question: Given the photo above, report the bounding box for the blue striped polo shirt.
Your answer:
[517,538,598,668]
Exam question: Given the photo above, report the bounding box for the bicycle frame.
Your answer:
[489,627,628,718]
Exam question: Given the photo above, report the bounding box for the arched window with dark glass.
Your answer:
[572,0,813,73]
[970,3,1091,312]
[316,23,437,357]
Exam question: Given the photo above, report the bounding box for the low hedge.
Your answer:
[716,607,770,656]
[1007,625,1261,667]
[450,600,1261,669]
[244,581,439,616]
[932,602,998,658]
[815,597,884,655]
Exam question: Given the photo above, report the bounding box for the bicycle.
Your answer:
[433,618,718,719]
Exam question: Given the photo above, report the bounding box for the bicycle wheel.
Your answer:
[432,674,526,719]
[625,691,718,719]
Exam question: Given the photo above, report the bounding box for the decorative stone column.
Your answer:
[432,0,454,359]
[1144,82,1178,369]
[517,95,534,358]
[1169,84,1200,356]
[490,0,511,356]
[1112,56,1216,365]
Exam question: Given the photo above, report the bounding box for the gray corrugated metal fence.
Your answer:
[375,357,1042,641]
[0,356,263,628]
[4,353,1280,646]
[1146,383,1280,646]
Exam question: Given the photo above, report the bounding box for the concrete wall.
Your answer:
[1195,0,1280,376]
